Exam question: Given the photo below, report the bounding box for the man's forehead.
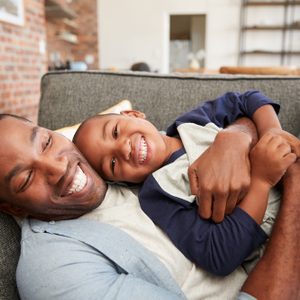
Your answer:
[0,117,38,149]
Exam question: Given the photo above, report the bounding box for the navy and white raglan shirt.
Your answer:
[139,90,281,277]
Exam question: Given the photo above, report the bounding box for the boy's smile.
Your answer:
[74,111,182,183]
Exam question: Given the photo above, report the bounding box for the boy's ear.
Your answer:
[120,110,146,119]
[0,202,28,218]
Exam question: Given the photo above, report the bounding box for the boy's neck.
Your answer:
[161,134,183,161]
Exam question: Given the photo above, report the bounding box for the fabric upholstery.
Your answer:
[39,72,300,135]
[1,71,299,299]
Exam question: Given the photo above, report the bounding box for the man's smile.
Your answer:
[61,163,88,197]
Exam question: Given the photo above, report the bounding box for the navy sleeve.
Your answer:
[166,90,280,136]
[139,175,268,276]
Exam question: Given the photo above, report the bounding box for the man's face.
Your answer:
[0,116,107,220]
[74,112,172,183]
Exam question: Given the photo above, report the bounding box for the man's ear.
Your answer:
[120,110,146,119]
[0,202,28,218]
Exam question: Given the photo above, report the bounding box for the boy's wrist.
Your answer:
[250,176,272,193]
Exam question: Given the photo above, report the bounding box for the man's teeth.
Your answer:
[138,137,147,164]
[67,166,87,195]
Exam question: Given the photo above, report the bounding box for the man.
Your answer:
[0,114,299,299]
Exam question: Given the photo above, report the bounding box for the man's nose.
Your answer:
[39,155,68,185]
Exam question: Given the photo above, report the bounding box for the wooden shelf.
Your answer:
[241,50,300,55]
[242,25,300,30]
[45,0,77,19]
[244,1,300,6]
[239,1,300,65]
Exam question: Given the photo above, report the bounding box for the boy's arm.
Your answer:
[252,104,300,155]
[238,131,296,223]
[140,175,267,276]
[180,91,299,222]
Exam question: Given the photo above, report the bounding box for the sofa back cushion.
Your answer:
[39,72,300,135]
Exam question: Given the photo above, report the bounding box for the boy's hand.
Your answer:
[266,128,300,157]
[250,132,297,187]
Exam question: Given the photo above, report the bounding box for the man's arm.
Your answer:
[189,117,256,222]
[241,160,300,300]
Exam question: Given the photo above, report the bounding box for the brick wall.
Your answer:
[0,0,47,123]
[46,0,99,70]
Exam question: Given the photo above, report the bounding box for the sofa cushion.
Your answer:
[39,72,300,136]
[0,212,20,299]
[55,99,132,140]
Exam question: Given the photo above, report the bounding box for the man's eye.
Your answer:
[112,126,118,139]
[19,170,33,192]
[111,158,116,174]
[43,136,52,151]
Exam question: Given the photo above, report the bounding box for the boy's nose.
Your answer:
[39,155,68,185]
[117,138,131,161]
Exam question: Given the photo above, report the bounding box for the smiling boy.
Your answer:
[73,90,298,276]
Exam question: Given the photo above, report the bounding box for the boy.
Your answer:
[73,90,297,276]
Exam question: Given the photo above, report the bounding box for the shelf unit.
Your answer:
[238,0,300,65]
[45,0,78,44]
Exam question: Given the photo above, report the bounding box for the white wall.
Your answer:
[98,0,241,73]
[98,0,299,72]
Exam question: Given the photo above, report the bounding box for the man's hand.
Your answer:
[188,121,254,223]
[250,131,297,188]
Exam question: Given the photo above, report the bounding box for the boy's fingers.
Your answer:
[283,153,297,168]
[277,142,292,157]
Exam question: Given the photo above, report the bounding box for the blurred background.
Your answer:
[0,0,299,122]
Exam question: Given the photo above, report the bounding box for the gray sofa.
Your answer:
[1,71,300,299]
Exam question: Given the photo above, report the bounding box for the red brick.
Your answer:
[0,0,47,120]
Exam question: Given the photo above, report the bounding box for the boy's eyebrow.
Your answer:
[102,120,109,140]
[5,126,39,184]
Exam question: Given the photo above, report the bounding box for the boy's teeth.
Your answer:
[67,166,87,195]
[138,137,147,164]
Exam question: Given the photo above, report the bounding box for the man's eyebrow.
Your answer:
[5,165,23,185]
[5,126,39,184]
[31,126,39,144]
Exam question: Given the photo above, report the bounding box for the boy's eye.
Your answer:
[43,135,52,151]
[112,125,118,139]
[111,158,116,174]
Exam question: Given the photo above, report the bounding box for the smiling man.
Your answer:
[0,113,299,300]
[0,114,106,220]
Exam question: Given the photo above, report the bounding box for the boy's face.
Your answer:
[0,116,107,220]
[74,111,172,183]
